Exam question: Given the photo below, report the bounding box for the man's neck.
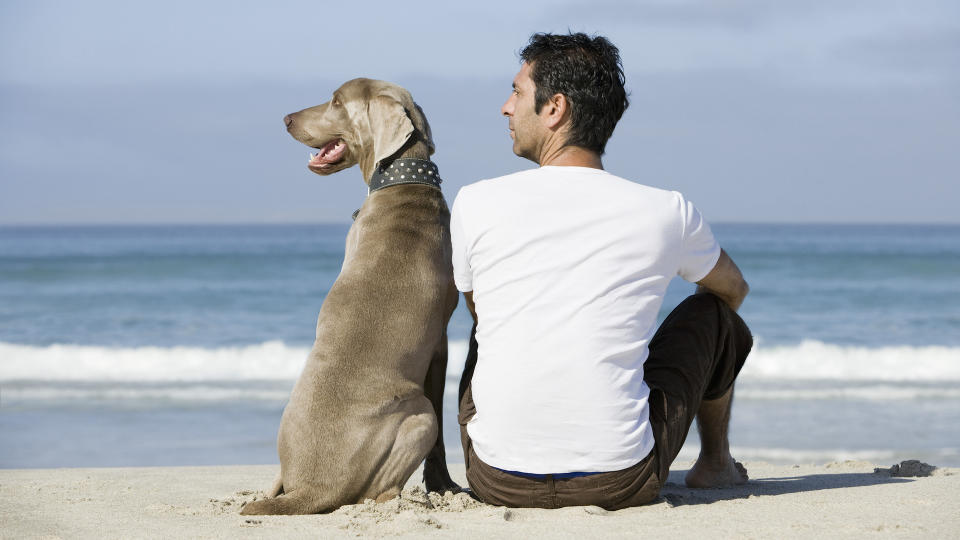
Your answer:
[538,145,603,170]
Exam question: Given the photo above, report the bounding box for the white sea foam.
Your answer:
[740,340,960,381]
[0,341,311,382]
[1,339,957,383]
[2,383,293,404]
[736,385,960,401]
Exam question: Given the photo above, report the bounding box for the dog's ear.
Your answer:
[411,102,435,156]
[369,93,415,171]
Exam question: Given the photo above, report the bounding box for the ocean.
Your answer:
[1,223,958,469]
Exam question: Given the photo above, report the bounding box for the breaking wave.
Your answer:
[1,339,957,383]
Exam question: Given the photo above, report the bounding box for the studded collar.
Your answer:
[369,158,442,193]
[352,158,443,220]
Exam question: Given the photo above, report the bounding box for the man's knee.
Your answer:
[685,292,753,358]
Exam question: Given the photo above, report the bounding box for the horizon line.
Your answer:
[1,220,959,228]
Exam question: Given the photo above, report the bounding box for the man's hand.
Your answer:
[696,249,749,311]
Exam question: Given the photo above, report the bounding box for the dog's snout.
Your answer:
[283,114,294,128]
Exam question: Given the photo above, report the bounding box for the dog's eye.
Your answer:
[332,97,341,106]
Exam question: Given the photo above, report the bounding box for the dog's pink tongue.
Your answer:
[314,139,344,164]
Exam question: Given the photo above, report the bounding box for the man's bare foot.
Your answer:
[684,455,749,488]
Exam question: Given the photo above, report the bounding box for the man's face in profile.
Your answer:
[501,62,547,163]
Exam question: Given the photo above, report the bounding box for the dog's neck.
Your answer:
[360,136,432,184]
[352,139,441,221]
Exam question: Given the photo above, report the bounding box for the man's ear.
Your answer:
[542,93,569,130]
[369,94,415,170]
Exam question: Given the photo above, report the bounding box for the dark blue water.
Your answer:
[2,223,958,348]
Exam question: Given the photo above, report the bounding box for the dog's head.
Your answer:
[283,78,434,183]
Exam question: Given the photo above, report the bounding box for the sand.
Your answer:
[1,461,957,538]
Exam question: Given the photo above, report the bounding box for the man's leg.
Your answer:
[643,293,752,488]
[684,386,748,487]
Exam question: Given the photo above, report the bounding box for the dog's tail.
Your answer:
[266,472,284,497]
[239,489,332,515]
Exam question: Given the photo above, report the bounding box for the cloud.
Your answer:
[556,0,960,89]
[0,0,534,85]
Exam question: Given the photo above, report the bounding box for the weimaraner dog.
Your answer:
[240,78,460,515]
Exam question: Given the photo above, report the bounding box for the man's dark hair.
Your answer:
[519,32,629,155]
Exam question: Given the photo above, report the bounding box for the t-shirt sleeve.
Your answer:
[450,189,473,292]
[677,194,722,283]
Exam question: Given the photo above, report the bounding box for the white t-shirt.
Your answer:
[450,166,721,474]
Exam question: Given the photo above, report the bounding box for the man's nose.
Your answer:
[501,98,513,117]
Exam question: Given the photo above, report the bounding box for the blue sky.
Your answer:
[1,0,958,224]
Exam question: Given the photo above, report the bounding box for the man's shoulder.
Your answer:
[461,167,540,190]
[595,172,687,211]
[453,168,540,207]
[604,172,679,196]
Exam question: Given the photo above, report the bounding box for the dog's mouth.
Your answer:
[308,139,347,171]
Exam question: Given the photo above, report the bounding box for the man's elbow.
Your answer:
[738,279,750,303]
[729,279,749,310]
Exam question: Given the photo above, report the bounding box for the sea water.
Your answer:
[1,224,958,468]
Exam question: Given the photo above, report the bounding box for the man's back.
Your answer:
[451,165,721,473]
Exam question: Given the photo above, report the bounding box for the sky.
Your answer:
[1,0,958,224]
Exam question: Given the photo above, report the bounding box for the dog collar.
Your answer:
[353,159,443,220]
[369,159,442,193]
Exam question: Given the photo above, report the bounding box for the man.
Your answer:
[450,32,753,510]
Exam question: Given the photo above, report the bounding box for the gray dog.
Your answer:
[240,78,459,515]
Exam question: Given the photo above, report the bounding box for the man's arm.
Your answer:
[463,291,477,322]
[696,249,749,312]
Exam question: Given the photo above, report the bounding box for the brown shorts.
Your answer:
[458,293,753,510]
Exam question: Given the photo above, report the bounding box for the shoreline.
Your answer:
[2,461,957,538]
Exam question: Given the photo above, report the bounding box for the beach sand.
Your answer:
[1,461,956,538]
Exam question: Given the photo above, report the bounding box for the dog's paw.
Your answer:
[424,475,463,495]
